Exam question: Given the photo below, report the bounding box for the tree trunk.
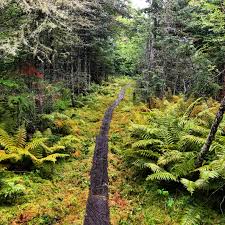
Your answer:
[195,96,225,167]
[70,56,76,107]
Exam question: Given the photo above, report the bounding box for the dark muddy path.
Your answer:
[84,87,127,225]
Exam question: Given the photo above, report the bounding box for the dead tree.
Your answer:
[195,96,225,167]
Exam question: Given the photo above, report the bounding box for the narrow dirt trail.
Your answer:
[84,87,127,225]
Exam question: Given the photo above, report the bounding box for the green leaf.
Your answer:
[181,178,197,195]
[147,172,177,182]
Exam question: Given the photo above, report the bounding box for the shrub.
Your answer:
[41,112,78,135]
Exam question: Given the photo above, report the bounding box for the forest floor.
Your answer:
[0,77,224,225]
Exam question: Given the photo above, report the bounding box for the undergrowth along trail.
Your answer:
[0,77,138,225]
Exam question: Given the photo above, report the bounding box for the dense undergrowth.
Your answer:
[0,77,225,224]
[126,95,225,224]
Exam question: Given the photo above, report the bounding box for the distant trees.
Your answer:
[0,0,127,97]
[138,0,225,100]
[113,11,148,76]
[0,0,128,131]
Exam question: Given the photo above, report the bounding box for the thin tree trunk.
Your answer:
[84,49,88,92]
[195,96,225,167]
[70,56,76,107]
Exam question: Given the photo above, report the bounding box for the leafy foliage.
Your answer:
[0,127,68,167]
[0,177,26,205]
[127,96,225,200]
[180,206,202,225]
[137,0,224,100]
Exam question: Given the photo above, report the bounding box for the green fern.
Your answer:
[0,128,15,152]
[127,96,225,199]
[39,153,69,163]
[185,124,210,137]
[171,158,195,177]
[181,206,202,225]
[183,97,203,118]
[131,124,161,139]
[132,139,163,149]
[200,170,220,180]
[181,178,197,194]
[178,135,205,151]
[146,172,177,182]
[133,158,152,169]
[158,150,184,166]
[135,150,160,159]
[14,127,26,148]
[125,149,160,161]
[0,127,67,167]
[145,162,163,173]
[42,112,70,122]
[25,138,47,152]
[41,143,65,154]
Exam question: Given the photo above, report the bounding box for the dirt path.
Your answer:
[84,87,127,225]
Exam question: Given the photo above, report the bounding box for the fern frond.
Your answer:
[158,150,183,166]
[135,150,160,159]
[195,178,208,189]
[14,127,26,148]
[41,143,65,154]
[145,163,163,173]
[25,138,47,151]
[132,158,151,169]
[171,157,195,177]
[146,172,177,181]
[57,135,80,145]
[179,135,205,151]
[29,146,44,159]
[42,112,70,121]
[39,153,69,163]
[0,151,21,162]
[181,178,197,195]
[132,139,163,149]
[131,124,161,139]
[125,148,160,159]
[161,129,177,145]
[210,142,225,154]
[211,161,225,172]
[181,206,202,225]
[196,109,215,128]
[183,97,203,118]
[0,128,15,152]
[200,170,220,180]
[196,165,212,172]
[186,125,210,137]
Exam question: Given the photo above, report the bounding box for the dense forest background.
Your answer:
[0,0,128,132]
[1,0,225,224]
